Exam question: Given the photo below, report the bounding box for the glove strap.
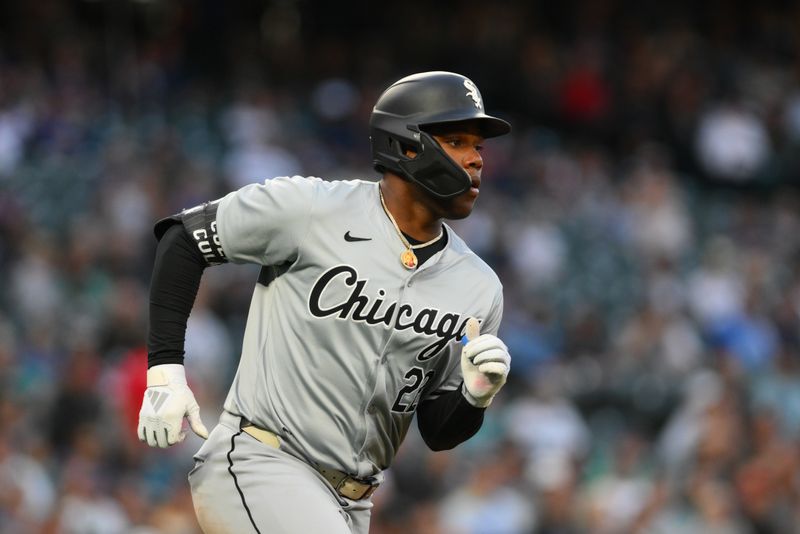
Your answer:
[146,364,188,387]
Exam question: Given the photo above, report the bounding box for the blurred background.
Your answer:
[1,0,800,532]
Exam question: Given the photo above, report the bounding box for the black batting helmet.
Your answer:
[370,71,511,198]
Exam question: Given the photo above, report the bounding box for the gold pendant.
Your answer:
[400,249,418,270]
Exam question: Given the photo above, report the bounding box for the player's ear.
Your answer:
[404,145,418,158]
[386,136,418,159]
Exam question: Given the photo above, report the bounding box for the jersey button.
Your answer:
[367,404,377,414]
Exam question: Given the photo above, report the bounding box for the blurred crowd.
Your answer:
[2,0,800,533]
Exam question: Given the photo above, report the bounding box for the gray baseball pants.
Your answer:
[188,411,372,534]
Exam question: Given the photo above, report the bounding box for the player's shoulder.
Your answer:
[308,177,377,192]
[301,177,378,211]
[253,176,376,201]
[267,175,373,190]
[443,225,503,290]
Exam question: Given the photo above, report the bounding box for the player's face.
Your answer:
[417,124,486,220]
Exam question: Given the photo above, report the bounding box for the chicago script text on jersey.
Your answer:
[307,265,472,361]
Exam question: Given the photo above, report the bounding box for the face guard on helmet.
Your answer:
[370,71,511,199]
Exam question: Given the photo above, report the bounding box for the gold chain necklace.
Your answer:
[379,187,443,270]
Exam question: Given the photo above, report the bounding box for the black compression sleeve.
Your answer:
[416,386,485,451]
[147,223,207,368]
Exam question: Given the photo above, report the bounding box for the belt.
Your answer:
[239,418,379,501]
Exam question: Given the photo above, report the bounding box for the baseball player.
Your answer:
[138,71,512,533]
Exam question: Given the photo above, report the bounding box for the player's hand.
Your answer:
[137,364,209,448]
[461,317,510,408]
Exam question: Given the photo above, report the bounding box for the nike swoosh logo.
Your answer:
[344,231,372,242]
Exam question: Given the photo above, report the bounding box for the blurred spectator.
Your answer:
[695,101,772,183]
[528,450,581,533]
[687,237,746,329]
[620,145,693,265]
[0,433,55,532]
[48,345,104,457]
[221,89,301,188]
[581,432,655,534]
[750,348,800,440]
[733,409,798,532]
[438,444,536,534]
[504,365,591,467]
[0,100,33,176]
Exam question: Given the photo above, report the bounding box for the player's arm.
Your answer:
[138,202,226,448]
[139,178,316,448]
[416,388,486,451]
[148,202,226,367]
[417,315,510,451]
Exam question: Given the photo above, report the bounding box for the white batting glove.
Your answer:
[137,364,209,448]
[461,318,510,408]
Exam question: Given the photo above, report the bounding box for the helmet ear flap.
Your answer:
[371,128,415,173]
[388,137,409,158]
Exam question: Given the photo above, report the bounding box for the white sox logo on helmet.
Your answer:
[308,265,473,361]
[463,79,482,110]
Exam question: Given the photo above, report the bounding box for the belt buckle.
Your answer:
[336,475,379,501]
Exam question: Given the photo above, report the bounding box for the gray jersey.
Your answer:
[214,176,503,478]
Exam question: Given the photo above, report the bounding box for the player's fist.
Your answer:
[461,318,510,407]
[137,364,209,448]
